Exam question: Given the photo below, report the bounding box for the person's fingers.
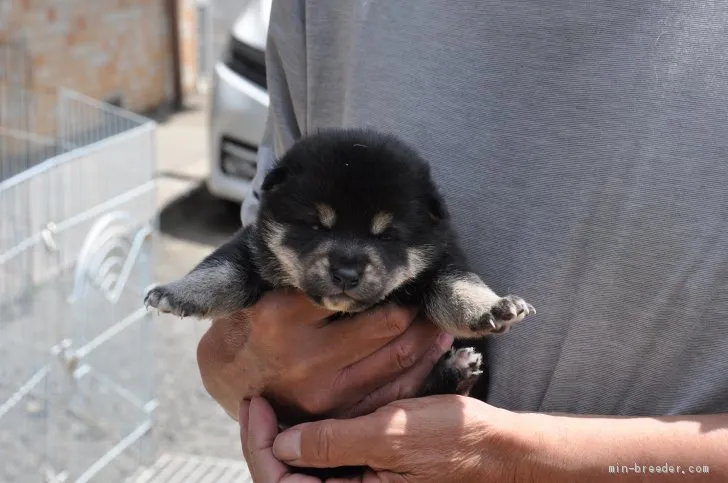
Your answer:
[245,397,292,482]
[327,322,449,415]
[344,321,447,383]
[337,332,454,418]
[362,470,384,483]
[252,290,334,327]
[308,470,400,483]
[316,305,419,368]
[363,470,402,483]
[242,398,320,483]
[239,399,252,460]
[272,415,390,469]
[279,474,324,483]
[331,305,418,342]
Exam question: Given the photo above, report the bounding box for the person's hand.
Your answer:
[240,397,320,482]
[197,290,454,423]
[239,395,528,483]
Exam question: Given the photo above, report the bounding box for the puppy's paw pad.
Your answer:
[144,286,200,318]
[444,347,484,394]
[480,295,535,334]
[446,347,483,373]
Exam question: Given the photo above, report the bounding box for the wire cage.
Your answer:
[0,85,159,482]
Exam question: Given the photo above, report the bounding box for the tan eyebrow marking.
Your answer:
[316,203,336,228]
[371,212,393,235]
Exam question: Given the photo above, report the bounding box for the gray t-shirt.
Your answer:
[242,0,728,416]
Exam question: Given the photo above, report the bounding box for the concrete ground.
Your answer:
[149,95,247,465]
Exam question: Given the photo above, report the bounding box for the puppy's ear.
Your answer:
[261,165,288,192]
[427,192,447,223]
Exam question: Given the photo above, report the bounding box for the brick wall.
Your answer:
[0,0,198,115]
[178,0,199,94]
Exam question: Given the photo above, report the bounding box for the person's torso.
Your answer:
[281,0,728,415]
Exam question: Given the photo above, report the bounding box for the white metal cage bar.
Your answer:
[0,85,159,482]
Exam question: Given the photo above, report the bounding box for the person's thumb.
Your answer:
[272,417,378,469]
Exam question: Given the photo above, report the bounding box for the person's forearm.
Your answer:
[508,411,728,482]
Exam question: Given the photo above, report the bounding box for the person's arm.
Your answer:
[241,0,308,227]
[261,396,728,482]
[519,410,728,482]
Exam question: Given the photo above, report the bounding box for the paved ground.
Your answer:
[150,95,247,465]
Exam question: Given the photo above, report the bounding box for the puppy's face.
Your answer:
[256,130,447,312]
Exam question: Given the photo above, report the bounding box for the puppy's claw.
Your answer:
[144,284,208,319]
[474,295,536,335]
[446,347,484,395]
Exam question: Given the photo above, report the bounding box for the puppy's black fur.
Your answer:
[145,128,534,478]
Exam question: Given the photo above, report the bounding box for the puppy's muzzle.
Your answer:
[330,266,361,289]
[329,251,368,291]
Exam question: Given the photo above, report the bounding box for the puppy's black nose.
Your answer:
[330,266,362,290]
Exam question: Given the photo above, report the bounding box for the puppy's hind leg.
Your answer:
[144,227,266,319]
[419,269,536,396]
[418,347,484,397]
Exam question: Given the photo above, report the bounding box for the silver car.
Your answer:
[207,0,271,203]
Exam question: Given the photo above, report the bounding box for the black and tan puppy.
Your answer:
[145,128,534,402]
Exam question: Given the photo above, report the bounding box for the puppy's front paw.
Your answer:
[478,295,536,334]
[144,284,205,318]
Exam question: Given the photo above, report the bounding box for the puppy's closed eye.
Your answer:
[374,227,399,242]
